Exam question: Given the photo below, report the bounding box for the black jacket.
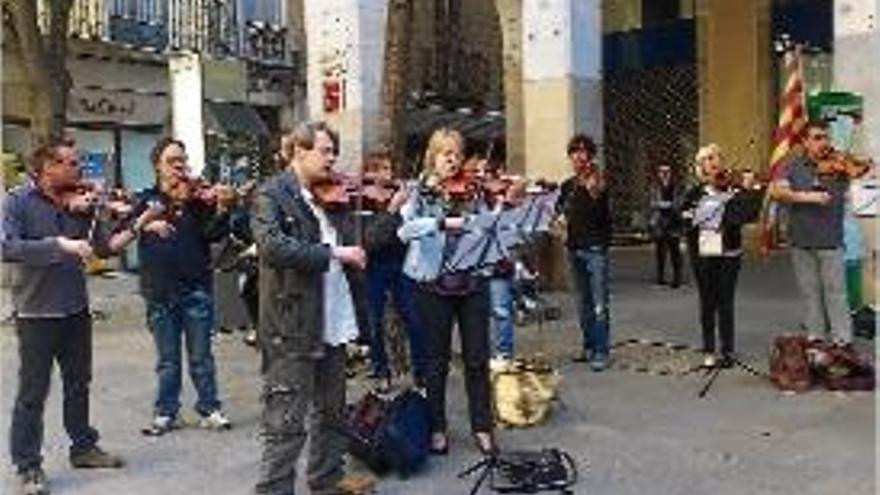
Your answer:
[557,177,612,250]
[680,184,764,256]
[250,170,398,361]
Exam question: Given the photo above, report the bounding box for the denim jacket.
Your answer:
[398,185,487,283]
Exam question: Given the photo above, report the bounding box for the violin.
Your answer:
[815,150,871,179]
[575,162,605,196]
[57,180,133,218]
[360,172,401,211]
[311,172,357,210]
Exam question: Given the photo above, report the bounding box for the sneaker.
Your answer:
[312,474,377,495]
[571,350,589,363]
[69,446,125,469]
[18,467,50,495]
[141,415,178,436]
[589,357,608,372]
[702,354,718,368]
[199,410,232,430]
[243,329,258,347]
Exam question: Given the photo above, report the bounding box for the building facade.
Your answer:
[2,0,302,192]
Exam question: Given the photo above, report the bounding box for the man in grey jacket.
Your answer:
[1,137,157,495]
[251,122,402,495]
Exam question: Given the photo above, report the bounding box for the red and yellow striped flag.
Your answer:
[768,46,807,178]
[760,46,806,254]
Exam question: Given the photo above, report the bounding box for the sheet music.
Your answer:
[442,189,560,274]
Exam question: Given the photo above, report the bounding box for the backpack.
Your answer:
[460,448,578,494]
[345,389,430,478]
[768,334,812,392]
[805,340,875,392]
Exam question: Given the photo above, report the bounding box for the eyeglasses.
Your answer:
[54,157,80,168]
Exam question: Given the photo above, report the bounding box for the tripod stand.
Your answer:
[697,352,767,398]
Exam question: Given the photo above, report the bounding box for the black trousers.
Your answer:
[10,310,99,471]
[415,283,493,434]
[693,256,741,355]
[654,234,682,285]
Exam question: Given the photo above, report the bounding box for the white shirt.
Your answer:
[300,188,360,346]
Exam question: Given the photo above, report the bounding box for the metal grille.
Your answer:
[604,64,698,234]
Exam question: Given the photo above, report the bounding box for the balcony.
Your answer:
[52,0,292,64]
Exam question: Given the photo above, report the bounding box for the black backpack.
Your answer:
[345,389,430,478]
[460,448,578,494]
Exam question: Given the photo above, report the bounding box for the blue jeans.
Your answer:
[489,276,515,358]
[366,256,428,380]
[146,287,221,417]
[568,247,611,358]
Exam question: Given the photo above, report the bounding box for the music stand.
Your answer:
[442,190,560,275]
[697,353,767,398]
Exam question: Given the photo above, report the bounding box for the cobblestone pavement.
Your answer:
[0,248,875,495]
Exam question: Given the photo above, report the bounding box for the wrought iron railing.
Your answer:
[51,0,291,64]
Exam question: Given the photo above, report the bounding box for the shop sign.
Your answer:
[68,88,169,125]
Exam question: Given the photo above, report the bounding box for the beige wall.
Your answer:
[696,0,772,172]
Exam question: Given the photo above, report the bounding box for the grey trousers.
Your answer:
[256,345,347,495]
[791,247,853,343]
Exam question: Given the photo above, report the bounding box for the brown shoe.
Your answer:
[312,474,377,495]
[69,446,125,469]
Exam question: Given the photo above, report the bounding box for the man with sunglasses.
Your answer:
[770,120,853,344]
[1,138,131,495]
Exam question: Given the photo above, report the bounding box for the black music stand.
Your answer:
[697,352,767,398]
[442,190,559,275]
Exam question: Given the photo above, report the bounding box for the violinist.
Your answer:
[398,127,496,456]
[480,156,524,362]
[115,137,235,436]
[555,133,612,370]
[769,120,857,345]
[361,147,428,388]
[251,122,395,495]
[2,137,127,495]
[681,144,763,368]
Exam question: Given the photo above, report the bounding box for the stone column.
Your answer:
[834,0,880,160]
[303,0,388,171]
[834,0,879,306]
[168,52,207,176]
[495,0,526,174]
[696,0,772,171]
[521,0,602,182]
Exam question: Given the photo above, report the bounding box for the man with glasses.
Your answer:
[770,120,853,344]
[251,122,401,495]
[114,137,236,436]
[2,138,129,495]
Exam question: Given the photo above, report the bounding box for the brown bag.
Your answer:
[806,341,875,392]
[769,335,812,392]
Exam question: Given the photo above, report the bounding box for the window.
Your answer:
[642,0,680,26]
[241,0,283,25]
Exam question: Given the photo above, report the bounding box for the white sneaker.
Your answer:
[142,415,178,436]
[199,410,232,430]
[703,354,718,368]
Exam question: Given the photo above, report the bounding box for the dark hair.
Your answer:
[804,119,829,135]
[149,137,186,167]
[29,135,76,175]
[363,145,393,173]
[288,121,339,156]
[566,133,597,157]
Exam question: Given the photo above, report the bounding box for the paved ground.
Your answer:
[0,247,875,495]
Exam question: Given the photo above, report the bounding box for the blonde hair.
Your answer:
[694,143,723,180]
[420,128,464,183]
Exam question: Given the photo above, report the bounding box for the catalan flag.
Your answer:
[760,45,806,254]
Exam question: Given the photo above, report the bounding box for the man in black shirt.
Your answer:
[556,134,613,371]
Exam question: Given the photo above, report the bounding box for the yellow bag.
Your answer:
[490,358,560,428]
